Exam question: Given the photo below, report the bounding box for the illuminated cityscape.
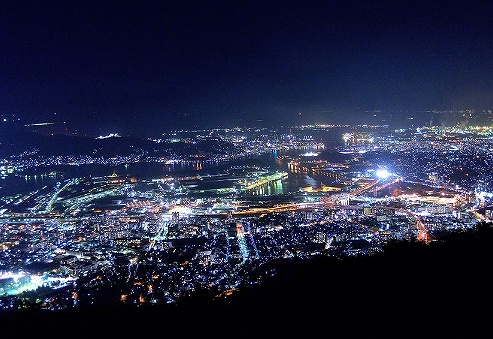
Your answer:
[1,122,491,312]
[2,1,493,336]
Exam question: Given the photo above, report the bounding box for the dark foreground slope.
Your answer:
[2,223,492,338]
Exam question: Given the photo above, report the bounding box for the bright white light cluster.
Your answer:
[96,133,121,139]
[376,168,390,179]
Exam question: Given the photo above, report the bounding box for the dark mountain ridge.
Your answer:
[0,122,235,158]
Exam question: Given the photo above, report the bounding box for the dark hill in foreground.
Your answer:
[1,223,492,338]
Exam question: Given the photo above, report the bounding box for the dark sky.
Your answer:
[2,0,493,137]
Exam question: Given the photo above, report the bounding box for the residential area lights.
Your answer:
[0,124,492,310]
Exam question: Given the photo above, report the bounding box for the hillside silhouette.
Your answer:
[0,121,236,158]
[1,222,492,338]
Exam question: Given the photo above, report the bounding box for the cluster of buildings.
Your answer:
[0,123,491,311]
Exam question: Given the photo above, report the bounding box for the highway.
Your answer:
[232,199,433,243]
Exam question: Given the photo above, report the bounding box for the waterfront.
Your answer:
[0,124,491,313]
[1,149,344,199]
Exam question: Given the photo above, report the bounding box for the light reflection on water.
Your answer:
[248,179,285,196]
[0,149,345,197]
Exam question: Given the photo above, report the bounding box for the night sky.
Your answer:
[2,0,493,137]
